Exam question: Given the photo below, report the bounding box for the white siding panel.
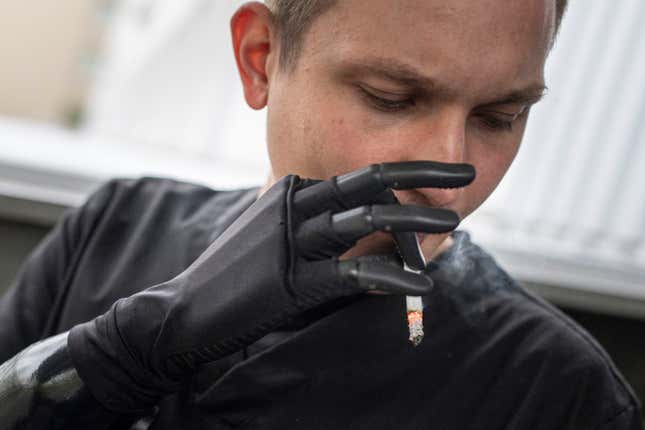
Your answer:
[465,1,645,314]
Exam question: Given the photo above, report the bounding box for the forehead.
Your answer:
[299,0,555,100]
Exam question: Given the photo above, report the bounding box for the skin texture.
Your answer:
[231,0,555,266]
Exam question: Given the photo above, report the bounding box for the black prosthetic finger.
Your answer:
[291,256,429,307]
[337,258,434,296]
[295,211,355,259]
[393,231,427,271]
[293,161,475,216]
[344,188,430,270]
[296,205,460,260]
[370,191,427,271]
[376,161,475,190]
[332,162,475,207]
[292,179,354,219]
[332,205,460,241]
[335,160,475,198]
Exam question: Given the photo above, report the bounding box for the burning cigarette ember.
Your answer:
[398,233,427,346]
[406,295,424,346]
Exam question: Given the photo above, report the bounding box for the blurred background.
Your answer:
[0,0,643,403]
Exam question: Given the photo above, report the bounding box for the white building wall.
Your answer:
[0,0,100,123]
[462,0,645,308]
[85,0,268,183]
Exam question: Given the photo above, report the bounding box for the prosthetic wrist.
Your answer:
[0,332,132,430]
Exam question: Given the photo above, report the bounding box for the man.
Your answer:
[0,0,642,429]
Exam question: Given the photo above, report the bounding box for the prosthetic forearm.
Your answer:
[0,332,134,430]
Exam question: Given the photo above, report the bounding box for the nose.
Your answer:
[393,108,468,209]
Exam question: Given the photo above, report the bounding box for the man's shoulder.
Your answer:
[78,176,261,264]
[47,177,260,329]
[430,231,641,423]
[80,176,259,238]
[90,176,256,218]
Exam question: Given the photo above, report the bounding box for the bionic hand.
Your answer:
[0,161,475,426]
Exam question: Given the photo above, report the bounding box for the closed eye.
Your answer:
[357,84,416,113]
[476,107,529,132]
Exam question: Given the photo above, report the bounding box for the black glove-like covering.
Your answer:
[68,162,475,413]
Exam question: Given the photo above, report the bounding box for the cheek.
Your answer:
[268,73,411,181]
[315,117,373,177]
[301,104,392,180]
[267,80,375,180]
[266,85,325,179]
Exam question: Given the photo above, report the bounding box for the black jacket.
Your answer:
[1,177,641,429]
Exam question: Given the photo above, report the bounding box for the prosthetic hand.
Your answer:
[0,161,475,425]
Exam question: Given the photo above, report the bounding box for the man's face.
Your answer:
[264,0,555,259]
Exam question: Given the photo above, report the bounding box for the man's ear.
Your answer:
[231,2,276,110]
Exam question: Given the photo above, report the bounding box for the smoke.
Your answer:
[424,230,515,323]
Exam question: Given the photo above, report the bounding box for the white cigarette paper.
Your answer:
[404,263,425,346]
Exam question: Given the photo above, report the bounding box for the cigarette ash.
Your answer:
[407,309,424,346]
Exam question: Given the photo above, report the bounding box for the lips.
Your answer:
[400,187,461,208]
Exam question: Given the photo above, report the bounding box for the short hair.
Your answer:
[265,0,569,70]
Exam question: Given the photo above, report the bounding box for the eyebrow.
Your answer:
[339,57,436,90]
[340,56,547,106]
[481,86,548,107]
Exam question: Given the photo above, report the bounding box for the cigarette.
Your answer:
[404,263,425,347]
[394,231,427,346]
[403,232,426,347]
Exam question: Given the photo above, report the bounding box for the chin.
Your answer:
[420,233,452,261]
[339,231,397,260]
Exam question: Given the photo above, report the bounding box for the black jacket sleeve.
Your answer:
[0,181,117,363]
[600,405,644,430]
